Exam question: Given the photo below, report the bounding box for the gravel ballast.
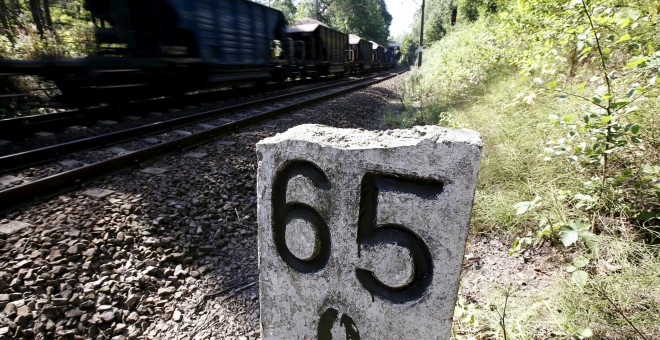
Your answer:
[0,74,403,339]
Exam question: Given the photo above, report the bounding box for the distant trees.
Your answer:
[255,0,298,21]
[256,0,393,45]
[397,0,501,65]
[321,0,392,44]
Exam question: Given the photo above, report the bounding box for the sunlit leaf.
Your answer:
[617,18,632,28]
[575,326,594,338]
[614,33,631,44]
[573,220,591,231]
[571,270,589,288]
[560,229,579,247]
[625,56,649,69]
[513,202,531,215]
[595,86,608,96]
[565,264,577,273]
[579,46,593,56]
[582,232,599,255]
[573,256,589,268]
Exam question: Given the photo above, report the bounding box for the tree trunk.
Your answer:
[0,0,16,44]
[29,0,45,37]
[7,0,24,31]
[43,0,53,31]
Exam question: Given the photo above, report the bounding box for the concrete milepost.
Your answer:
[256,124,482,339]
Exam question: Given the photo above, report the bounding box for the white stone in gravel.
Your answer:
[107,147,129,154]
[34,131,55,138]
[0,220,31,235]
[100,310,115,322]
[173,310,182,322]
[0,326,9,335]
[257,124,482,340]
[58,159,84,168]
[143,138,161,145]
[124,295,139,309]
[173,130,192,136]
[66,126,87,132]
[65,308,84,318]
[140,167,168,175]
[13,260,32,269]
[97,304,112,311]
[0,175,23,186]
[98,120,118,126]
[82,188,115,198]
[126,311,139,323]
[185,152,207,159]
[115,323,127,333]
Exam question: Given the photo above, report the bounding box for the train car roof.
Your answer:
[286,18,331,33]
[349,34,363,44]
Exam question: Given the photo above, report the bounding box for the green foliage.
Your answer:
[1,0,94,59]
[399,33,419,66]
[393,18,506,126]
[424,13,447,44]
[502,0,659,249]
[293,0,392,44]
[456,0,483,21]
[551,237,660,338]
[255,0,297,21]
[396,0,658,337]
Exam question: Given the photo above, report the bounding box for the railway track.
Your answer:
[0,70,404,339]
[0,70,402,212]
[0,76,347,141]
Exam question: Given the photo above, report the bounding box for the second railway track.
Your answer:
[0,70,402,211]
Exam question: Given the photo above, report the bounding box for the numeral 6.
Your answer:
[272,160,331,273]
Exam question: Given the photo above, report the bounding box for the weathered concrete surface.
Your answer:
[257,124,482,339]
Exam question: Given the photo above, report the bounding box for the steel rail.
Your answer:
[0,72,400,212]
[0,73,389,173]
[0,77,336,138]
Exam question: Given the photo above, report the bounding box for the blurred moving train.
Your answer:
[0,0,399,102]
